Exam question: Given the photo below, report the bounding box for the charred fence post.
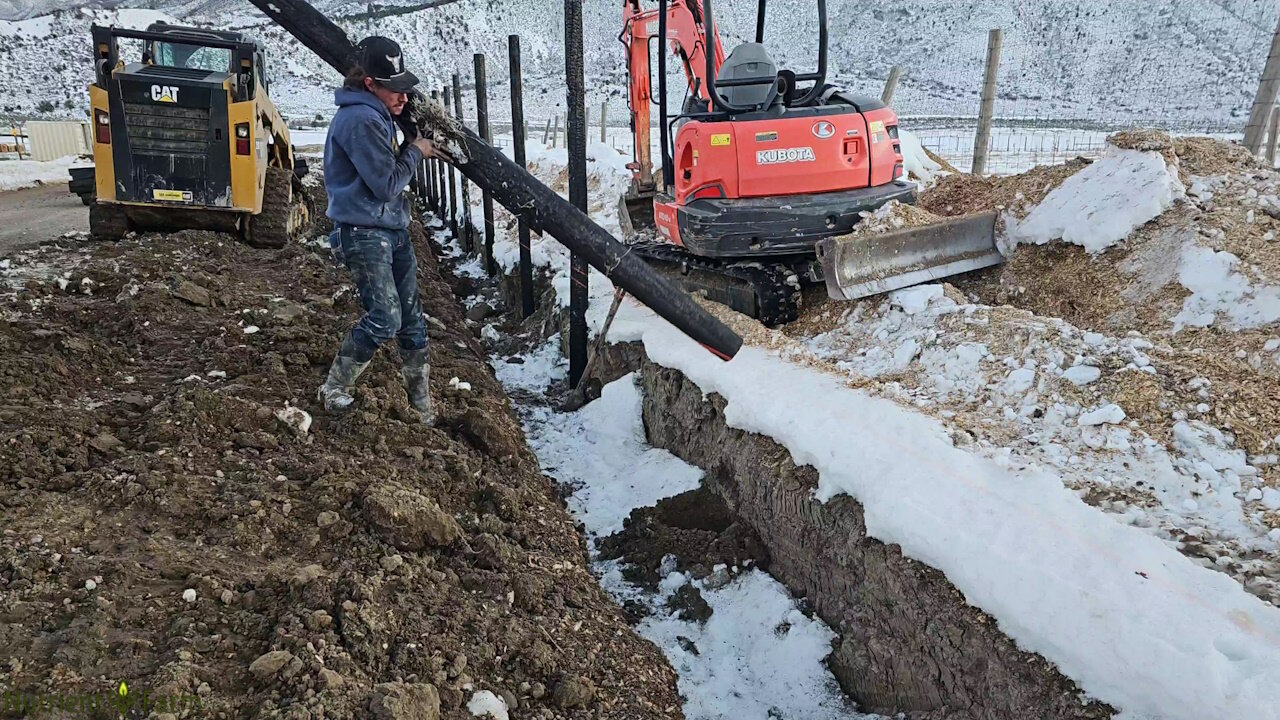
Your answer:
[443,86,460,241]
[566,0,588,386]
[429,89,442,215]
[452,73,474,251]
[475,53,497,276]
[243,0,742,360]
[510,34,536,318]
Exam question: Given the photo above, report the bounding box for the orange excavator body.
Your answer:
[620,0,912,257]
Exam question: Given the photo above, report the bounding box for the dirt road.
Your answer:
[0,182,85,255]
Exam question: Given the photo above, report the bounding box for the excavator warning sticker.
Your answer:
[710,133,731,147]
[755,131,778,142]
[756,147,816,165]
[153,189,193,203]
[868,120,886,144]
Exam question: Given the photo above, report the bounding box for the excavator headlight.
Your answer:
[235,123,251,155]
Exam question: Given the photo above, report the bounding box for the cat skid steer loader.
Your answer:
[80,22,310,247]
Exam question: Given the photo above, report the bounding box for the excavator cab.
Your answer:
[618,0,1002,323]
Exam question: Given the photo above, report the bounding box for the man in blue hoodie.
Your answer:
[318,36,447,423]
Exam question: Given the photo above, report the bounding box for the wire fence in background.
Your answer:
[884,2,1280,174]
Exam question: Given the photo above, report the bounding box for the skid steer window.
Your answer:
[154,41,231,72]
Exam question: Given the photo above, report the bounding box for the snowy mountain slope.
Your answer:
[1,1,1276,129]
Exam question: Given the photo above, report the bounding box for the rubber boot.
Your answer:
[317,335,371,413]
[400,347,435,424]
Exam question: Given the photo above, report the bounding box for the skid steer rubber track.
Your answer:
[245,167,310,249]
[89,201,129,242]
[627,236,802,326]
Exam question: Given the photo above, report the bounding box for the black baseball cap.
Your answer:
[357,36,418,93]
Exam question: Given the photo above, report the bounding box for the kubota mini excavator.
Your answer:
[619,0,1001,324]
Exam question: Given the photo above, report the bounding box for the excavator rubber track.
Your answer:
[625,234,803,326]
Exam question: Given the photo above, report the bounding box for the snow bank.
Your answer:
[641,320,1280,720]
[0,156,82,192]
[1010,146,1185,253]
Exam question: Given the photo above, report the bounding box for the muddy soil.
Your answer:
[0,218,681,718]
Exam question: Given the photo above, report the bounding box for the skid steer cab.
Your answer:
[80,22,310,247]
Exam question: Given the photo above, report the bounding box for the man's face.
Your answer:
[365,77,407,116]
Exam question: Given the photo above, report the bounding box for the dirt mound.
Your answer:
[595,487,768,596]
[920,156,1093,218]
[1174,136,1260,178]
[0,224,680,717]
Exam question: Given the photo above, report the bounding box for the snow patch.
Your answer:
[1010,146,1185,253]
[1172,244,1280,331]
[0,156,83,192]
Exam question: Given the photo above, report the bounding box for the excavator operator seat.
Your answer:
[716,42,780,111]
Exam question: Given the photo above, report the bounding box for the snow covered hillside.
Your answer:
[1,0,1275,130]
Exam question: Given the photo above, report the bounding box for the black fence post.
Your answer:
[474,53,496,277]
[428,89,440,215]
[442,86,460,242]
[451,72,474,252]
[565,0,588,388]
[510,35,535,319]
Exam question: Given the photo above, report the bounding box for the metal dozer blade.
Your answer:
[815,211,1005,301]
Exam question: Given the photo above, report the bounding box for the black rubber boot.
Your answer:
[317,335,371,413]
[400,347,434,424]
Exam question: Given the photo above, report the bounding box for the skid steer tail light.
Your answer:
[691,184,725,200]
[893,163,905,180]
[94,110,110,144]
[235,123,250,155]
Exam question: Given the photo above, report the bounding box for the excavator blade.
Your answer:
[617,188,656,239]
[815,211,1003,301]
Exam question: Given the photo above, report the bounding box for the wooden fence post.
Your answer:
[1245,16,1280,155]
[475,52,496,276]
[971,28,1002,176]
[881,65,902,105]
[510,35,535,318]
[566,0,588,387]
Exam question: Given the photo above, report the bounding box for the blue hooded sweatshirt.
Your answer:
[324,88,423,230]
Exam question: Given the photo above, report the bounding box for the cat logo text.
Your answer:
[150,85,180,103]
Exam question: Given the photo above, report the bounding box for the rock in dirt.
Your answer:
[458,407,522,458]
[317,667,344,690]
[465,302,496,322]
[249,650,302,682]
[170,277,212,307]
[668,583,713,623]
[371,681,440,720]
[363,482,461,550]
[87,432,121,453]
[551,674,596,709]
[289,563,325,589]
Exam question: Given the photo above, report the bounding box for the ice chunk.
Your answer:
[1079,404,1126,426]
[467,690,509,720]
[891,284,944,315]
[1063,365,1102,386]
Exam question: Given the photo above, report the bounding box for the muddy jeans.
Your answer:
[330,225,427,361]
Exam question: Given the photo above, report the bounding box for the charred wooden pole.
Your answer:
[245,0,742,360]
[566,0,589,386]
[428,89,440,214]
[452,73,475,251]
[443,87,460,240]
[434,89,447,216]
[474,53,497,276]
[510,34,536,318]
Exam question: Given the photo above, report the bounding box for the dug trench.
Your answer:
[0,211,686,717]
[460,238,1115,719]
